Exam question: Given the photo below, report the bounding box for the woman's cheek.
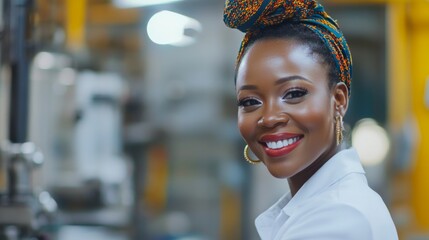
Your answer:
[238,113,259,140]
[237,114,251,138]
[292,103,330,130]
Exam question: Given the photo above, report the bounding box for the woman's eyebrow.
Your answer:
[275,75,310,85]
[238,84,258,91]
[238,75,310,91]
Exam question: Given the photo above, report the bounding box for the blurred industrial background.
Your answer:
[0,0,428,239]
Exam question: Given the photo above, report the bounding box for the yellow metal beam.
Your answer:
[66,0,86,50]
[409,0,429,227]
[387,3,410,129]
[409,2,429,25]
[334,0,429,232]
[386,5,412,238]
[383,0,429,232]
[220,187,241,240]
[143,145,169,213]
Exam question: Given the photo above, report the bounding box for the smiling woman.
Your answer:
[224,0,398,239]
[237,39,341,181]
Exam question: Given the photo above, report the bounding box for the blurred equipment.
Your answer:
[0,142,50,237]
[0,0,55,239]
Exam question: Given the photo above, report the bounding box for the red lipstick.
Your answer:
[260,133,303,158]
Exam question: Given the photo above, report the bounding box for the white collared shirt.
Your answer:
[255,148,398,240]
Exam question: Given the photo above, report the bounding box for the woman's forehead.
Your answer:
[237,39,328,85]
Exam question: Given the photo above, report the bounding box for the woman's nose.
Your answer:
[257,103,289,128]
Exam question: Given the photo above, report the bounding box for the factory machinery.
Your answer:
[0,0,55,239]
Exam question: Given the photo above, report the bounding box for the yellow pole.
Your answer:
[143,145,169,213]
[332,0,429,232]
[386,4,412,238]
[409,1,429,229]
[387,3,410,129]
[220,187,241,240]
[65,0,86,50]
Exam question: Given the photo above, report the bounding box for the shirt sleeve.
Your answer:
[278,203,373,240]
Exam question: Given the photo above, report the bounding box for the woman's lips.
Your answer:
[260,133,303,158]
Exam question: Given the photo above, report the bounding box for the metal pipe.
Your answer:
[8,0,31,144]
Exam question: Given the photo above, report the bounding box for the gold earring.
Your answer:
[244,145,261,164]
[335,115,343,146]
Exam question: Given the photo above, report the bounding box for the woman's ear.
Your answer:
[333,82,349,116]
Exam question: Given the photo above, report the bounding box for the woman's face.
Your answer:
[236,38,345,179]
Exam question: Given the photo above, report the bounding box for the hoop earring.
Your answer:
[244,145,261,164]
[335,115,343,146]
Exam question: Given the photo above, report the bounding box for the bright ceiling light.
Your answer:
[147,10,201,47]
[352,118,391,166]
[113,0,184,8]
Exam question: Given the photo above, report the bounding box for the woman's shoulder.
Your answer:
[322,172,391,218]
[284,200,397,240]
[281,202,373,239]
[286,182,398,240]
[306,173,394,224]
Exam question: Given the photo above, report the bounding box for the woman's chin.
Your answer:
[266,167,292,179]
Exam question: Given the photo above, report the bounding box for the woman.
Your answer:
[224,0,398,239]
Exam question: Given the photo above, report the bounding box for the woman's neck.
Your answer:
[287,144,342,196]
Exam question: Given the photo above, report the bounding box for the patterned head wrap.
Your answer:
[224,0,352,92]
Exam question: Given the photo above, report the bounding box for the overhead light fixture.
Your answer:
[113,0,185,8]
[147,10,201,47]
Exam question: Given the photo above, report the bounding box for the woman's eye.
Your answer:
[283,88,308,100]
[238,98,261,107]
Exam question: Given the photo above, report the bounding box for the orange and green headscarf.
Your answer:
[223,0,352,92]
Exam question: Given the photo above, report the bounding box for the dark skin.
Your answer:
[236,38,349,196]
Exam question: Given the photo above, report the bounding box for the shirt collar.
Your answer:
[255,148,365,239]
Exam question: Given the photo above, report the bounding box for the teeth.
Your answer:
[266,137,300,149]
[282,139,289,147]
